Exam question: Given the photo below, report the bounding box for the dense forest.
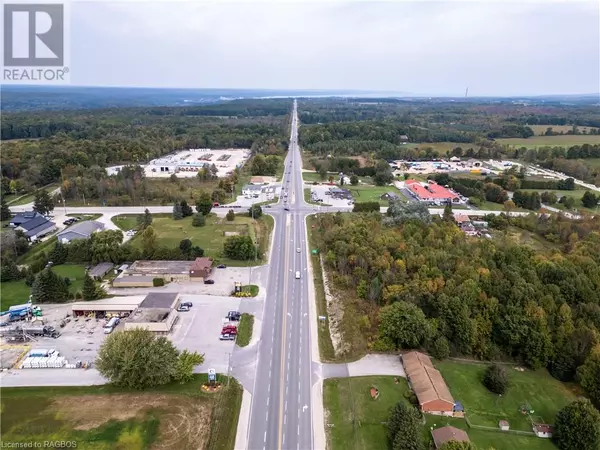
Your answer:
[313,208,600,396]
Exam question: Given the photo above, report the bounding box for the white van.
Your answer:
[295,271,300,279]
[103,317,120,334]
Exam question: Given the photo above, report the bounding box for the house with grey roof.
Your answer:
[57,220,105,243]
[14,214,56,241]
[10,211,45,227]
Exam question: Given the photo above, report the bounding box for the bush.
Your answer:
[153,278,165,287]
[483,364,509,395]
[192,212,206,227]
[226,209,235,221]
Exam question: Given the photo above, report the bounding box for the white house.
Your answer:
[242,185,263,197]
[533,424,553,439]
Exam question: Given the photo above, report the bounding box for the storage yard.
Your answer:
[106,148,251,178]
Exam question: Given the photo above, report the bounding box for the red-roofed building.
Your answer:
[405,180,459,203]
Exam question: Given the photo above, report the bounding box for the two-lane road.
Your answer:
[247,101,313,450]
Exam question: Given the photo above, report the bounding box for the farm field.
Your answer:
[436,360,576,432]
[0,264,86,310]
[0,374,242,450]
[528,125,597,135]
[498,135,600,147]
[114,213,273,267]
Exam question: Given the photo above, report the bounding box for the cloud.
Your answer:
[70,0,599,95]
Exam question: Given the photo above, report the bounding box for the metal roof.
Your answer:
[402,351,454,407]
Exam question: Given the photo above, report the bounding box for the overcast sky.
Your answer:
[69,0,599,96]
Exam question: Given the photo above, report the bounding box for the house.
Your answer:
[381,192,400,201]
[250,176,265,185]
[9,211,45,227]
[15,214,56,241]
[499,420,510,431]
[189,257,213,280]
[453,213,471,225]
[402,351,455,415]
[88,262,114,280]
[405,180,460,204]
[57,220,105,243]
[431,426,470,449]
[400,135,409,143]
[242,185,263,196]
[533,424,554,438]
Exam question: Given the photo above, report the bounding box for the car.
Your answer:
[204,279,215,284]
[219,333,236,341]
[284,207,289,211]
[226,311,241,321]
[177,305,190,312]
[213,202,220,207]
[217,264,226,269]
[181,302,193,308]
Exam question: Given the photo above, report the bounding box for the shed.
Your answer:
[533,424,554,438]
[431,426,470,449]
[499,420,510,431]
[88,262,114,280]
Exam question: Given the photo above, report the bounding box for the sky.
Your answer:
[65,0,600,96]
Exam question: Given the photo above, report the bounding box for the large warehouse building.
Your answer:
[124,292,181,334]
[405,180,460,204]
[402,351,456,416]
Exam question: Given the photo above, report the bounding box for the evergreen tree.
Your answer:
[49,241,68,265]
[82,273,100,300]
[443,203,453,222]
[33,189,54,215]
[0,197,11,221]
[180,200,193,217]
[195,191,213,216]
[137,208,153,229]
[192,212,206,227]
[226,209,235,221]
[172,202,183,220]
[31,269,69,303]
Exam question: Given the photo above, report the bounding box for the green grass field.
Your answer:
[528,125,597,135]
[498,135,600,147]
[114,213,272,267]
[323,374,560,450]
[1,374,242,450]
[324,376,411,450]
[0,264,86,310]
[236,313,254,347]
[436,361,576,431]
[349,185,406,205]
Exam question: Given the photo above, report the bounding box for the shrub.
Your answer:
[153,278,165,287]
[483,364,509,395]
[192,213,206,227]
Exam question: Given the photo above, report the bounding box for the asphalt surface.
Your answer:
[247,101,313,450]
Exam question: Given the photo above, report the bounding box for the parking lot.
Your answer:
[308,185,355,208]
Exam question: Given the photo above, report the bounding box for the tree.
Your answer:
[482,364,509,395]
[223,235,255,260]
[174,349,205,383]
[82,273,104,300]
[226,209,235,221]
[141,225,157,255]
[49,241,68,265]
[429,336,450,360]
[503,200,516,216]
[248,204,263,218]
[443,203,453,222]
[31,269,69,303]
[137,208,152,229]
[195,191,213,216]
[180,200,193,217]
[33,189,54,215]
[581,191,599,209]
[89,230,124,264]
[211,188,227,204]
[318,165,328,181]
[388,401,424,450]
[172,202,183,220]
[353,202,380,213]
[554,400,600,450]
[0,197,10,221]
[192,212,206,227]
[179,239,192,257]
[384,199,431,226]
[350,174,359,186]
[563,196,575,209]
[578,345,600,409]
[96,328,203,389]
[378,301,429,349]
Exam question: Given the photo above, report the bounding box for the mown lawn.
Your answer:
[116,213,272,267]
[348,185,407,205]
[1,374,242,450]
[498,134,600,147]
[236,313,254,347]
[436,361,576,431]
[0,264,87,310]
[324,376,411,450]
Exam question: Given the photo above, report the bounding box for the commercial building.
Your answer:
[16,215,57,241]
[402,351,455,415]
[112,258,213,287]
[242,185,263,196]
[58,221,105,243]
[124,292,180,334]
[71,295,146,317]
[328,187,353,200]
[88,262,114,280]
[405,180,460,204]
[189,257,213,280]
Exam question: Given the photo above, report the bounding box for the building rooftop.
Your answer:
[89,262,114,278]
[128,260,193,275]
[431,426,470,448]
[58,220,104,238]
[128,307,173,323]
[190,257,213,271]
[243,184,263,192]
[406,181,459,201]
[402,351,454,406]
[113,275,153,284]
[139,292,180,309]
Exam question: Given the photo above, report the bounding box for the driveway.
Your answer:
[318,354,406,379]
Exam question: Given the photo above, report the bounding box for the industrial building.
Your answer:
[71,296,146,317]
[124,292,180,334]
[402,351,457,416]
[112,258,213,287]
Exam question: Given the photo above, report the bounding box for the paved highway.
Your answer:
[247,101,313,450]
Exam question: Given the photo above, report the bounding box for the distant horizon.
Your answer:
[2,84,599,99]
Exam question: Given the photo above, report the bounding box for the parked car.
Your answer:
[226,311,241,321]
[204,279,215,284]
[217,264,226,269]
[219,333,236,341]
[180,302,193,308]
[177,305,190,312]
[297,248,301,253]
